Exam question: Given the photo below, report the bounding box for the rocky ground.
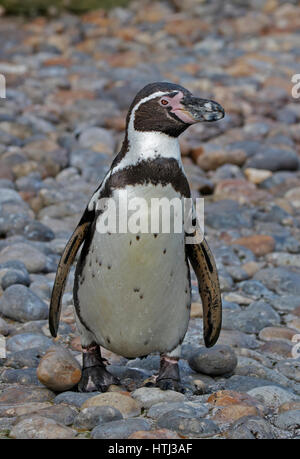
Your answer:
[0,0,300,440]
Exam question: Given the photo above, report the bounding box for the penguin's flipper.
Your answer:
[49,210,92,337]
[186,232,222,348]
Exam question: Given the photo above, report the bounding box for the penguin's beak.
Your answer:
[179,95,225,123]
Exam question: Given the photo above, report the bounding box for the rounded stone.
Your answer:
[9,415,76,439]
[74,406,123,430]
[273,410,300,430]
[91,418,150,439]
[6,333,53,352]
[188,345,237,376]
[0,243,47,273]
[157,410,220,437]
[227,416,275,439]
[131,387,185,409]
[81,392,141,418]
[0,285,48,322]
[37,346,82,392]
[247,386,299,411]
[259,327,298,344]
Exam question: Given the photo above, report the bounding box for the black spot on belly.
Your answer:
[163,249,166,254]
[106,337,111,344]
[140,294,144,299]
[108,265,111,270]
[133,288,140,292]
[144,340,149,346]
[136,235,140,241]
[130,240,132,245]
[154,234,158,238]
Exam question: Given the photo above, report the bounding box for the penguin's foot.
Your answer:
[77,344,119,393]
[155,355,185,393]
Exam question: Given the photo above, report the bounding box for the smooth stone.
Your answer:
[157,410,220,437]
[188,345,237,376]
[259,326,298,344]
[248,386,299,411]
[232,235,275,256]
[273,410,300,430]
[23,221,55,242]
[147,401,209,420]
[81,392,141,418]
[212,404,260,423]
[0,317,10,336]
[37,346,82,392]
[131,387,185,409]
[276,360,300,383]
[227,416,275,439]
[278,401,300,413]
[91,418,151,439]
[270,295,300,312]
[54,391,101,408]
[0,269,30,289]
[0,417,16,431]
[217,329,259,349]
[9,415,76,439]
[0,402,52,418]
[0,285,48,322]
[0,243,47,273]
[260,341,293,358]
[29,404,78,426]
[0,368,40,385]
[6,333,53,352]
[73,406,123,430]
[254,267,300,295]
[0,188,22,204]
[0,386,55,405]
[222,301,280,334]
[221,375,286,393]
[245,148,299,172]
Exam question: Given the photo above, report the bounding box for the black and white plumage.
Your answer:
[49,82,224,392]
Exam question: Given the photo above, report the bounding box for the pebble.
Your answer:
[157,410,220,437]
[128,429,181,439]
[54,391,101,408]
[247,386,299,411]
[37,346,82,392]
[131,387,185,409]
[81,392,141,418]
[6,333,53,352]
[9,416,77,439]
[188,345,237,376]
[227,416,275,439]
[74,406,122,430]
[0,285,48,322]
[91,418,151,439]
[0,243,47,273]
[147,401,209,420]
[273,410,300,431]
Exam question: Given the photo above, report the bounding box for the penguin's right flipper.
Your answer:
[49,209,93,337]
[186,231,222,348]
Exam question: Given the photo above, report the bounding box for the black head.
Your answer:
[126,82,225,138]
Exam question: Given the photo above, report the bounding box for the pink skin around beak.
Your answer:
[163,91,196,124]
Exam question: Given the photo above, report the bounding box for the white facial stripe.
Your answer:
[128,91,169,132]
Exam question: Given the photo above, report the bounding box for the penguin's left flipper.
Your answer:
[49,209,92,338]
[186,231,222,348]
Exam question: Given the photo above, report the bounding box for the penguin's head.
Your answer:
[127,82,225,138]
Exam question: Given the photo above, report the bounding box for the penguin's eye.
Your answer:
[160,99,169,106]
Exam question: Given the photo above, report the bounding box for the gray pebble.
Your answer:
[188,345,237,376]
[157,410,219,437]
[74,406,123,430]
[6,333,53,352]
[91,418,151,439]
[227,416,275,439]
[0,285,48,322]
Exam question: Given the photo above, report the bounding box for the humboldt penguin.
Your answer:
[49,82,224,392]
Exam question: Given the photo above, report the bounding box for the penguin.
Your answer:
[49,82,224,392]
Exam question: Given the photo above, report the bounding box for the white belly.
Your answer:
[75,184,191,358]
